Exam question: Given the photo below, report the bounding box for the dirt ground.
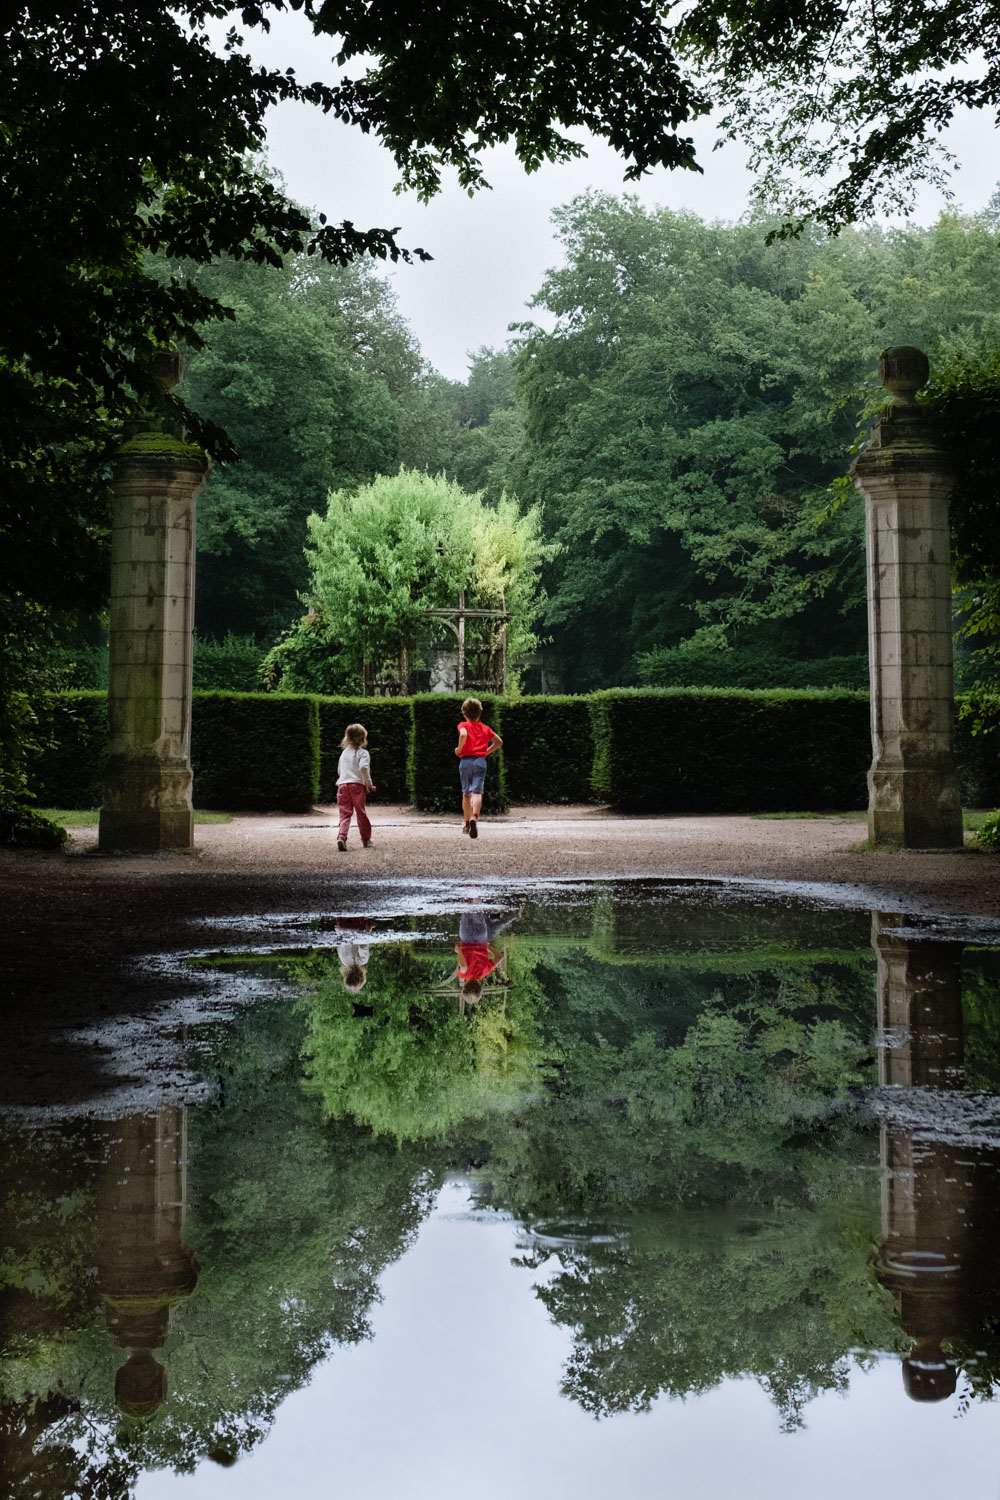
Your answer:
[4,803,999,1110]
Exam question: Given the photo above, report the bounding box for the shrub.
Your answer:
[259,615,359,695]
[411,695,507,813]
[193,634,267,692]
[975,809,1000,848]
[191,693,319,810]
[590,689,871,812]
[0,805,68,847]
[501,696,594,803]
[47,642,109,689]
[316,698,413,803]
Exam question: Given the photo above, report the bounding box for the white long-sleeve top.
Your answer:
[337,745,373,787]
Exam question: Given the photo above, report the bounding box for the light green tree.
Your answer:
[274,468,550,693]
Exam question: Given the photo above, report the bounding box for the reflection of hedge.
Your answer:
[411,695,507,813]
[501,697,593,803]
[192,693,319,810]
[25,687,1000,815]
[590,689,872,812]
[316,698,412,803]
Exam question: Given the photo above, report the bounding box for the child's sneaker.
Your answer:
[462,822,470,836]
[469,819,478,839]
[363,840,374,848]
[337,838,347,852]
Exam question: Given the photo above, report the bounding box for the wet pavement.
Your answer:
[6,878,1000,1496]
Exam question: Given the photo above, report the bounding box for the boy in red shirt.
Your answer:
[454,696,502,839]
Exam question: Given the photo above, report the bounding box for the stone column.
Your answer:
[852,346,963,848]
[99,353,208,851]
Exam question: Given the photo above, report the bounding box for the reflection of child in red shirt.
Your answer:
[456,941,503,984]
[453,901,522,1003]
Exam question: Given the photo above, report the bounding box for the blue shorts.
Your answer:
[459,756,487,794]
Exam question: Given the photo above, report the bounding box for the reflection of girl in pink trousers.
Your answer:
[336,723,375,852]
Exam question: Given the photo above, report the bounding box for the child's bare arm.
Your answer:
[455,727,468,757]
[485,731,503,755]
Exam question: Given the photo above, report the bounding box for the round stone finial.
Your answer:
[879,346,929,405]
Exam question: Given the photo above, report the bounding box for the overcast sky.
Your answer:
[231,11,1000,381]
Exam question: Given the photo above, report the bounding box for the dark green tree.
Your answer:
[508,195,1000,688]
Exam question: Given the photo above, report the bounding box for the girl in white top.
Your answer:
[336,723,376,851]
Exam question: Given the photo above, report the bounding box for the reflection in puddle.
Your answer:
[4,885,1000,1495]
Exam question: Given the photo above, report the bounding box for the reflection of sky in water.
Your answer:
[136,1180,1000,1500]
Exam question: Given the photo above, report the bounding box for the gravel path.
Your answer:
[20,801,1000,915]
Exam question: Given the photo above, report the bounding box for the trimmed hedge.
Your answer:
[27,691,320,813]
[191,693,319,810]
[501,696,593,803]
[29,691,108,809]
[316,697,412,803]
[590,689,872,813]
[25,686,1000,816]
[411,694,507,813]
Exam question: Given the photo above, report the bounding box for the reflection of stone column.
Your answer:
[95,1110,199,1418]
[852,347,963,849]
[872,914,968,1401]
[99,351,208,852]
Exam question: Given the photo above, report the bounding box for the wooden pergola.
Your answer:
[422,589,509,693]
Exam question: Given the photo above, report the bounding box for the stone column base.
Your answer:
[99,761,194,851]
[868,767,963,848]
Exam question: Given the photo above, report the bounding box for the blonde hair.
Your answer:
[341,723,368,748]
[461,697,483,722]
[342,964,368,992]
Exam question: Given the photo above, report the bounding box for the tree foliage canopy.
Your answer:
[0,0,706,765]
[162,248,464,638]
[481,193,1000,688]
[677,0,1000,234]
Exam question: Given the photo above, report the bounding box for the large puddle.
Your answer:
[6,880,1000,1498]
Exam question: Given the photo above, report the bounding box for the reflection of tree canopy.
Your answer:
[477,951,909,1427]
[523,1211,898,1429]
[301,942,549,1142]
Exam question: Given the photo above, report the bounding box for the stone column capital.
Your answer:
[852,346,953,493]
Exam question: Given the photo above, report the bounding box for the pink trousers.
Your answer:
[337,782,371,843]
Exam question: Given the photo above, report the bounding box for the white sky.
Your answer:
[231,11,1000,381]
